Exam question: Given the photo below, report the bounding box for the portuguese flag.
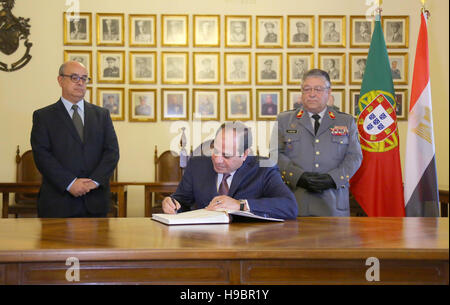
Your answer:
[349,14,405,216]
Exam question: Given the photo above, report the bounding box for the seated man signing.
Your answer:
[162,122,298,220]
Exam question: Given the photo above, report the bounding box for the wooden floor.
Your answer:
[0,217,448,285]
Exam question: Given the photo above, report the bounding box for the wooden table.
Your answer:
[0,182,128,218]
[0,217,447,285]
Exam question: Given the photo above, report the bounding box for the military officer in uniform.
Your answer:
[272,69,363,216]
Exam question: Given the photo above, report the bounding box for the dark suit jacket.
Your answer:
[30,99,120,217]
[172,156,298,220]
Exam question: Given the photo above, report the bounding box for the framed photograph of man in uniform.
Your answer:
[319,15,346,48]
[255,53,282,85]
[162,14,188,47]
[97,50,125,84]
[256,16,283,48]
[129,51,156,84]
[382,16,409,48]
[350,89,361,119]
[97,87,125,121]
[129,14,156,47]
[287,53,314,85]
[388,52,408,85]
[287,15,314,48]
[63,12,92,46]
[225,89,253,121]
[96,13,124,46]
[287,89,302,110]
[225,15,252,48]
[162,52,188,84]
[193,89,220,121]
[129,89,157,122]
[349,53,368,85]
[193,52,220,85]
[318,53,346,85]
[256,89,282,120]
[162,89,189,121]
[395,88,408,121]
[194,15,220,47]
[329,88,345,112]
[224,52,251,85]
[350,16,374,48]
[64,50,92,79]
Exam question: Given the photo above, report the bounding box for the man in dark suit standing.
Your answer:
[162,122,298,220]
[31,61,120,217]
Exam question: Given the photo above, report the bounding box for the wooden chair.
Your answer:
[153,146,182,213]
[108,167,119,217]
[10,146,42,217]
[439,189,449,217]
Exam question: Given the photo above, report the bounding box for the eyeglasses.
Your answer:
[302,86,330,94]
[60,74,91,84]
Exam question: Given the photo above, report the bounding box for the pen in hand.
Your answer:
[171,196,179,214]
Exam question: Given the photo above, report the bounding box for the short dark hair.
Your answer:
[302,69,331,88]
[214,121,252,155]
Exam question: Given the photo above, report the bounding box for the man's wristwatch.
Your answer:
[239,199,247,211]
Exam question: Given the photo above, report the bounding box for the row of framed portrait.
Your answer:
[87,87,408,122]
[64,13,410,49]
[66,50,409,86]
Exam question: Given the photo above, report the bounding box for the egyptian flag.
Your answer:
[404,12,440,216]
[349,14,405,216]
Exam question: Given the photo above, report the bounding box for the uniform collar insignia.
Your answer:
[296,110,304,118]
[328,111,336,119]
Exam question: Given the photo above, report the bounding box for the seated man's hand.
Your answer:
[162,196,181,214]
[69,178,93,197]
[207,195,240,211]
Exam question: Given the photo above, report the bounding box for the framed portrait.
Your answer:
[350,16,374,48]
[349,53,368,85]
[287,89,302,110]
[350,89,361,118]
[329,88,345,113]
[319,15,346,48]
[193,52,220,84]
[287,53,314,85]
[194,15,220,47]
[395,88,408,121]
[161,89,189,121]
[318,53,346,85]
[129,51,156,84]
[63,12,92,46]
[256,16,283,48]
[97,50,125,84]
[287,15,314,48]
[162,52,188,84]
[64,50,92,78]
[225,89,253,121]
[389,52,409,85]
[193,89,220,121]
[96,13,124,46]
[85,87,93,104]
[224,52,251,85]
[129,89,157,122]
[129,14,156,47]
[383,16,409,48]
[97,87,125,121]
[225,15,252,48]
[162,14,188,47]
[256,89,282,120]
[255,53,282,85]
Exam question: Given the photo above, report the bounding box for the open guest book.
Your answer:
[151,209,284,225]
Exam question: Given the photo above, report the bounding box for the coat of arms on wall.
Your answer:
[0,0,32,72]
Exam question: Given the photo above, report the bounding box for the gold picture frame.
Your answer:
[319,15,346,48]
[349,52,368,85]
[194,15,220,47]
[97,50,125,84]
[161,88,189,121]
[389,52,409,85]
[350,15,374,48]
[96,13,124,46]
[287,89,302,110]
[85,87,93,104]
[225,15,252,48]
[318,52,346,85]
[224,52,251,85]
[129,51,157,84]
[193,89,220,121]
[64,50,93,79]
[287,53,314,85]
[162,52,189,84]
[287,15,314,48]
[256,89,283,121]
[161,14,188,47]
[193,52,220,84]
[97,87,125,121]
[350,89,361,118]
[225,89,253,121]
[63,12,92,46]
[329,88,345,113]
[129,89,157,122]
[382,16,409,48]
[255,53,283,85]
[395,88,408,121]
[129,14,156,47]
[256,16,283,48]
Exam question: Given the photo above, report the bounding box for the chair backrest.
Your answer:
[15,146,42,204]
[154,146,182,182]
